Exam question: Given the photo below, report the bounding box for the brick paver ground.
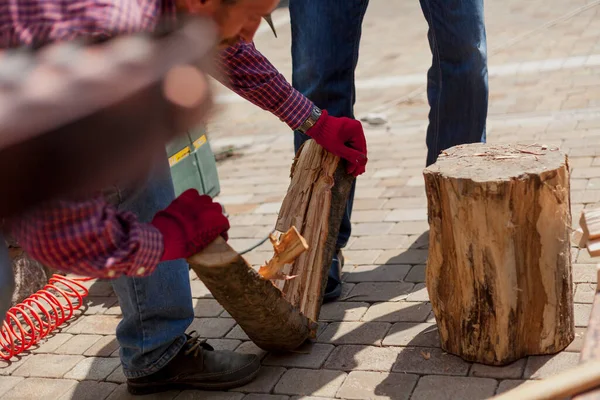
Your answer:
[2,0,600,398]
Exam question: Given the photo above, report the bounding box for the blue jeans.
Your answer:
[107,152,194,379]
[289,0,369,251]
[289,0,488,242]
[419,0,488,166]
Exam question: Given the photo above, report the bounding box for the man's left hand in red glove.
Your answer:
[300,107,368,177]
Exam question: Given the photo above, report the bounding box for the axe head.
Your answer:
[263,15,277,37]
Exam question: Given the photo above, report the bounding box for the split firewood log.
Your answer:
[188,139,354,351]
[188,227,317,351]
[272,139,355,322]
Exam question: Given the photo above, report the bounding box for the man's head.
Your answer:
[178,0,280,47]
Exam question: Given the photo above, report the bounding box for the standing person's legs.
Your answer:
[289,0,369,302]
[419,0,488,167]
[0,235,14,320]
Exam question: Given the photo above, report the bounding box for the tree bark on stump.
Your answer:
[189,139,354,351]
[423,143,574,366]
[3,234,59,306]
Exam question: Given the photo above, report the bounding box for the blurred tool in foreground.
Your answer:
[0,16,217,219]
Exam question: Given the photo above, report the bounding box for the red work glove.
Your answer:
[150,189,230,261]
[305,109,368,176]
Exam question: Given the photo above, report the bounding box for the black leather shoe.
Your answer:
[127,331,261,395]
[323,250,344,303]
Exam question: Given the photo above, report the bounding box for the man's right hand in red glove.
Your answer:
[150,189,229,261]
[304,109,368,177]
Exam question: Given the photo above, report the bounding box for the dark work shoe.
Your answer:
[127,331,261,395]
[323,250,344,303]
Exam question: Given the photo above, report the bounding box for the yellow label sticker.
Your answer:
[168,147,190,167]
[193,135,207,149]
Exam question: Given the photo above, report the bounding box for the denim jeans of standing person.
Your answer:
[289,0,370,302]
[105,152,195,378]
[289,0,488,300]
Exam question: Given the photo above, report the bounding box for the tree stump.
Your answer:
[423,143,574,366]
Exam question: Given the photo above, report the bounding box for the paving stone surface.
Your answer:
[55,334,103,355]
[11,354,85,378]
[0,376,24,397]
[3,378,79,399]
[343,264,412,282]
[5,1,600,398]
[323,345,402,372]
[63,357,121,381]
[392,347,471,376]
[336,371,419,400]
[469,359,527,379]
[346,282,415,302]
[317,322,391,345]
[273,369,347,397]
[318,302,370,322]
[410,376,498,400]
[362,301,432,323]
[523,352,581,379]
[381,323,440,347]
[243,395,289,400]
[263,343,334,369]
[58,381,119,400]
[231,366,286,394]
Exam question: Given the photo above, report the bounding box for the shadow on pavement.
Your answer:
[51,230,554,399]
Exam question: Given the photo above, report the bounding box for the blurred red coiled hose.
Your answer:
[0,275,92,360]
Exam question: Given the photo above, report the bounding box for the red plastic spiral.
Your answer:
[0,275,92,360]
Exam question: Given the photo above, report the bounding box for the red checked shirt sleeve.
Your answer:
[1,0,169,278]
[9,196,164,279]
[217,40,313,130]
[0,0,166,48]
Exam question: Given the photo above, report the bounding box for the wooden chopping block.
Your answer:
[424,143,574,365]
[188,139,354,351]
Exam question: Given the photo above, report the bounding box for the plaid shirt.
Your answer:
[4,0,313,279]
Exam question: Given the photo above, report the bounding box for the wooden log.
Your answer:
[490,360,600,400]
[257,227,309,280]
[572,226,587,248]
[580,209,600,257]
[273,139,355,322]
[188,140,353,351]
[188,227,317,352]
[577,266,600,364]
[573,266,600,400]
[424,143,574,366]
